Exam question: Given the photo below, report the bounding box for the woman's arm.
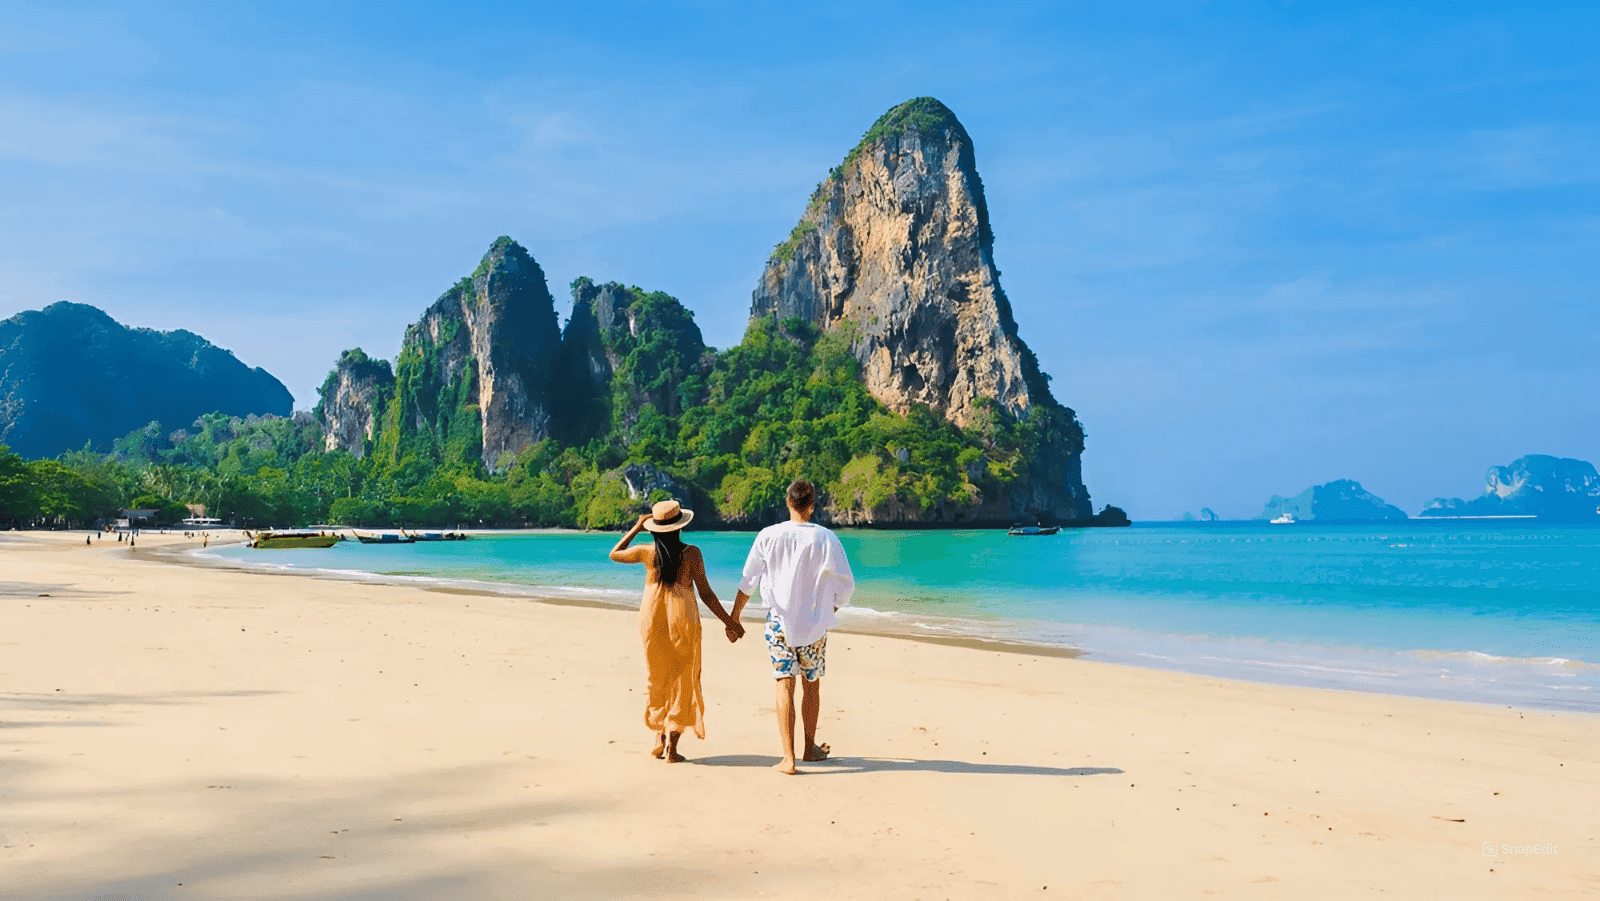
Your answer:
[608,513,652,563]
[689,547,744,641]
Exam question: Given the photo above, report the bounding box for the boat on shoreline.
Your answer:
[353,530,415,544]
[404,530,469,541]
[1007,524,1061,536]
[245,530,342,549]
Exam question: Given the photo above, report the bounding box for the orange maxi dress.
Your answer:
[615,543,715,739]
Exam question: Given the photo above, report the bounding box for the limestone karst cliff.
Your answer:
[359,237,562,472]
[554,278,710,449]
[750,96,1094,522]
[1420,455,1600,520]
[314,349,394,458]
[303,99,1119,528]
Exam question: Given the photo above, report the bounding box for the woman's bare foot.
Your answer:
[774,757,797,775]
[650,734,666,759]
[803,741,831,762]
[665,732,686,763]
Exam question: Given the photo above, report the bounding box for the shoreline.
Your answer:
[3,529,1597,897]
[146,536,1090,661]
[174,533,1599,715]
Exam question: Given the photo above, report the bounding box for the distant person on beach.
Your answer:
[610,500,744,763]
[731,479,855,775]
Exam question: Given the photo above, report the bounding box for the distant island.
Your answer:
[1256,480,1407,522]
[0,302,291,459]
[1419,455,1600,521]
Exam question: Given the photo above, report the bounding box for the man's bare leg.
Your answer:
[774,676,798,774]
[665,731,685,763]
[801,677,830,761]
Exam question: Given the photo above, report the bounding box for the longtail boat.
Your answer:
[353,530,414,544]
[246,530,342,549]
[402,530,469,541]
[1006,524,1060,536]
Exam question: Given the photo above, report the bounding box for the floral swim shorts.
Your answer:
[765,613,827,682]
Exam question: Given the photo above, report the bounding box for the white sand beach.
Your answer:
[2,530,1595,899]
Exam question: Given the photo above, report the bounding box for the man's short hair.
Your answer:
[787,479,815,510]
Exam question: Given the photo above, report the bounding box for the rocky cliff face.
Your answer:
[1421,455,1600,520]
[0,302,292,458]
[380,237,562,471]
[556,278,709,446]
[314,349,394,458]
[749,97,1093,522]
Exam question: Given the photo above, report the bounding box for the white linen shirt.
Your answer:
[738,520,855,648]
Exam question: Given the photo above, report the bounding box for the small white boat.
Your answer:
[1270,502,1296,525]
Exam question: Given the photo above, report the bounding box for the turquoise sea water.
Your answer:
[207,522,1600,711]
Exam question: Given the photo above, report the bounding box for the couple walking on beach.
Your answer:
[608,479,854,774]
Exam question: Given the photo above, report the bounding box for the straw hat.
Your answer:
[642,499,693,532]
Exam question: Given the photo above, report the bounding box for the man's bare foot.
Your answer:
[664,732,685,763]
[803,742,831,762]
[650,734,666,759]
[774,757,797,775]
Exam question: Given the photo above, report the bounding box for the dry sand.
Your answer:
[1,530,1596,899]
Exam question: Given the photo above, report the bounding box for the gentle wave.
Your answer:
[198,527,1600,713]
[191,547,638,605]
[1407,649,1600,671]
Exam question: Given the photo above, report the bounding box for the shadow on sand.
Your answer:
[693,755,1123,777]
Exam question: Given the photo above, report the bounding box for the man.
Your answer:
[731,479,855,775]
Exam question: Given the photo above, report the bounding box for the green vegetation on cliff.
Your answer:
[27,280,1061,530]
[773,96,980,266]
[849,96,963,160]
[0,302,293,460]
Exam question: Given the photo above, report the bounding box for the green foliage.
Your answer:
[43,260,1049,531]
[769,98,959,267]
[313,348,393,422]
[855,96,958,149]
[578,473,635,530]
[836,96,960,183]
[380,327,482,470]
[471,236,516,279]
[0,445,36,523]
[771,218,818,265]
[21,459,121,525]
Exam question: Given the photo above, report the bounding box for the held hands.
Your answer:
[724,619,746,644]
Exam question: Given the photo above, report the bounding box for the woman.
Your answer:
[609,500,745,762]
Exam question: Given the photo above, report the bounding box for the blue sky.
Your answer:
[1,1,1595,519]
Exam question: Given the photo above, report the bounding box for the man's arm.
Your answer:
[730,536,766,634]
[825,531,855,611]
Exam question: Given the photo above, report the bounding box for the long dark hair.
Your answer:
[651,529,686,585]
